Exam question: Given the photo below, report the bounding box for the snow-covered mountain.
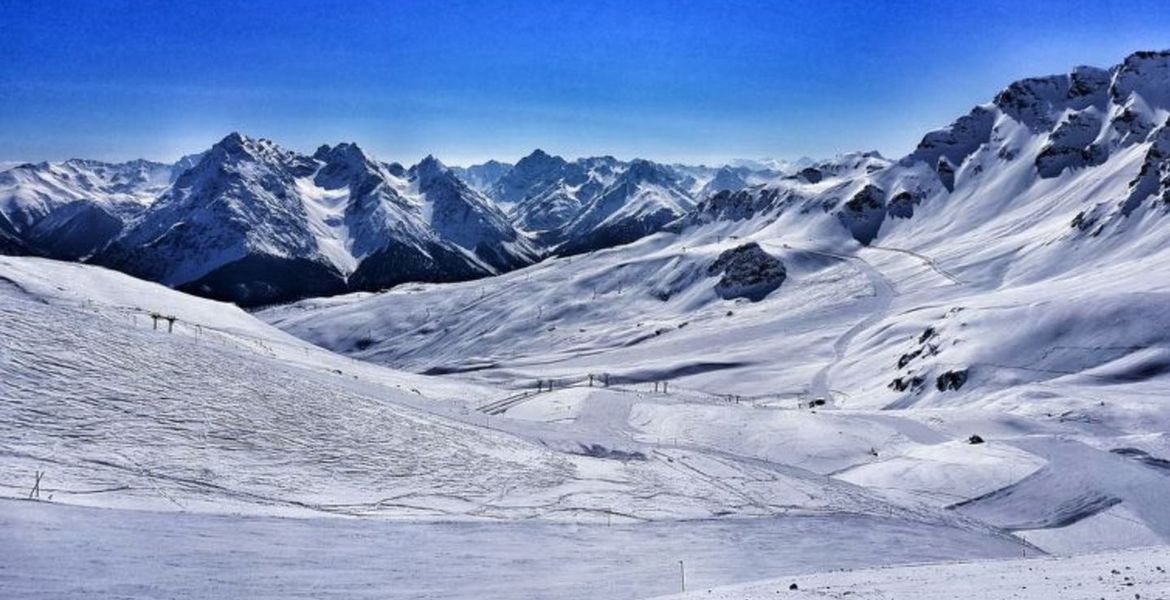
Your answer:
[93,134,537,305]
[0,141,792,304]
[449,159,513,194]
[300,49,1170,409]
[0,158,175,260]
[7,50,1170,308]
[555,158,697,255]
[0,138,783,304]
[727,156,817,173]
[502,151,621,239]
[486,150,742,253]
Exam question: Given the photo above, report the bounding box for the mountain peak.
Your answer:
[207,132,285,162]
[416,154,446,173]
[622,158,672,184]
[516,148,565,170]
[411,154,453,189]
[313,142,371,167]
[215,131,251,150]
[1112,49,1170,107]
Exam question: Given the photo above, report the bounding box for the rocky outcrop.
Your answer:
[707,243,786,301]
[837,184,886,245]
[1035,111,1108,178]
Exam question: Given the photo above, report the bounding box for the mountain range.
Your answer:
[5,50,1170,308]
[0,135,798,304]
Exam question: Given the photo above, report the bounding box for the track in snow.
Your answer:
[764,244,896,403]
[867,245,966,286]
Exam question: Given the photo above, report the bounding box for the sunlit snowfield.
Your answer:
[3,501,1025,600]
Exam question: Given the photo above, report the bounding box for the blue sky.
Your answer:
[2,0,1169,166]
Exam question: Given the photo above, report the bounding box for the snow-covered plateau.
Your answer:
[5,50,1170,599]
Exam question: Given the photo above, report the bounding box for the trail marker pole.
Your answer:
[679,560,685,592]
[29,470,42,499]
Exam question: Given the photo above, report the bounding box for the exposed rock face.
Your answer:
[707,243,786,301]
[908,106,996,175]
[450,160,513,194]
[1035,111,1108,178]
[837,184,887,245]
[887,190,921,219]
[936,369,969,391]
[1121,118,1170,216]
[993,66,1110,131]
[692,188,783,223]
[798,167,823,184]
[490,149,577,208]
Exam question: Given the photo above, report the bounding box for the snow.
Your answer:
[295,175,356,273]
[4,256,1007,527]
[653,546,1170,600]
[0,256,1045,598]
[0,499,1026,600]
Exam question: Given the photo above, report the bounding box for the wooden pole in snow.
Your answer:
[29,470,42,499]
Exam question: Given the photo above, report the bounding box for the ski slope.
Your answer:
[654,545,1170,600]
[1,255,1048,598]
[1,499,1031,600]
[1,255,1011,527]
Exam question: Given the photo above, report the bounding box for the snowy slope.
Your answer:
[2,498,1032,600]
[654,546,1170,600]
[6,255,1025,529]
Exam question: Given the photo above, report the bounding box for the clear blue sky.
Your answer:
[2,0,1168,166]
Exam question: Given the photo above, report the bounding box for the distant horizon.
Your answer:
[4,1,1170,166]
[0,131,840,170]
